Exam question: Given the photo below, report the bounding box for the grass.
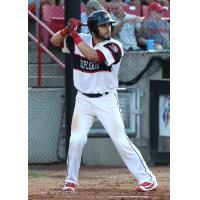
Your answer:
[28,171,48,179]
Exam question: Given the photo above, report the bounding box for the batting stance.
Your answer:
[51,10,158,192]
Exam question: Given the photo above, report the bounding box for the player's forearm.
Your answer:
[50,31,65,47]
[138,37,147,47]
[111,21,124,36]
[71,32,100,62]
[77,42,100,62]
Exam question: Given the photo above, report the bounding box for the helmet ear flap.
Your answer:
[92,27,99,36]
[88,20,98,36]
[89,28,99,37]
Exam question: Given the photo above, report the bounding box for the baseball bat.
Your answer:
[66,20,87,26]
[80,23,88,26]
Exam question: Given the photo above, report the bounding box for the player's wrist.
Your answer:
[71,31,83,45]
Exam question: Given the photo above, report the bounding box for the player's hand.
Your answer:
[60,26,70,37]
[67,18,81,32]
[60,18,80,37]
[154,43,164,51]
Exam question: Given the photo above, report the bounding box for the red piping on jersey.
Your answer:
[74,68,111,73]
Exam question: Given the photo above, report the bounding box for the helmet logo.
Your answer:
[98,14,109,21]
[103,14,109,19]
[109,44,118,53]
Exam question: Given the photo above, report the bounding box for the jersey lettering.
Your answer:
[73,55,111,73]
[80,60,100,70]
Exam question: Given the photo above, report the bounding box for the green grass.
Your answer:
[28,171,48,179]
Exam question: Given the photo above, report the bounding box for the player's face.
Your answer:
[97,23,112,40]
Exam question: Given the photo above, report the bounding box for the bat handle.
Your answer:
[66,20,87,26]
[80,23,87,26]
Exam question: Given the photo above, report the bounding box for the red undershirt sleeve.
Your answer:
[96,49,106,64]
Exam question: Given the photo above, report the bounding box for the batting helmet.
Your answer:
[87,10,115,36]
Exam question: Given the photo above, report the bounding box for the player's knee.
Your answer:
[69,134,87,148]
[112,133,128,147]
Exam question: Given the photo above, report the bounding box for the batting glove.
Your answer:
[67,18,81,32]
[59,18,80,37]
[67,18,82,45]
[60,26,70,37]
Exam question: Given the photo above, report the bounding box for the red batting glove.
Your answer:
[60,26,70,37]
[60,18,82,45]
[67,18,82,45]
[67,18,81,32]
[60,18,80,37]
[70,30,83,45]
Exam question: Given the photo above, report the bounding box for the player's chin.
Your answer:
[104,35,111,40]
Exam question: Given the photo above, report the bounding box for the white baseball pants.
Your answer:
[65,90,157,185]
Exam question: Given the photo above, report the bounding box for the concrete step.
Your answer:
[28,52,52,64]
[28,64,65,76]
[29,76,65,88]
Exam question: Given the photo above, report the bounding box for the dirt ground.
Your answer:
[28,163,170,200]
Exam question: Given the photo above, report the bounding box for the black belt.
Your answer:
[81,92,109,98]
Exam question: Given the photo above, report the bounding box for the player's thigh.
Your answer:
[95,94,125,138]
[71,96,96,137]
[71,111,95,134]
[99,108,124,136]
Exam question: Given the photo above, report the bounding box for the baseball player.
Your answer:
[50,10,158,192]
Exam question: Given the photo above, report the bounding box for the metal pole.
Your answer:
[37,23,42,88]
[136,88,141,138]
[64,0,80,158]
[35,0,42,87]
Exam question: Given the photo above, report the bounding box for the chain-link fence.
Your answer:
[28,88,64,164]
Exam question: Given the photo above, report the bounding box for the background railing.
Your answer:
[28,10,64,88]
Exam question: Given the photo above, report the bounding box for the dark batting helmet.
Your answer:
[87,10,115,36]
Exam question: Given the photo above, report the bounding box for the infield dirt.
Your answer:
[29,164,169,200]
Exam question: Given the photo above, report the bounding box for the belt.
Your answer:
[81,92,109,98]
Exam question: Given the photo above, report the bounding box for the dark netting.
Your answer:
[119,56,170,86]
[119,53,170,86]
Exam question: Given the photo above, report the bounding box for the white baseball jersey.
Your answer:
[62,33,124,94]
